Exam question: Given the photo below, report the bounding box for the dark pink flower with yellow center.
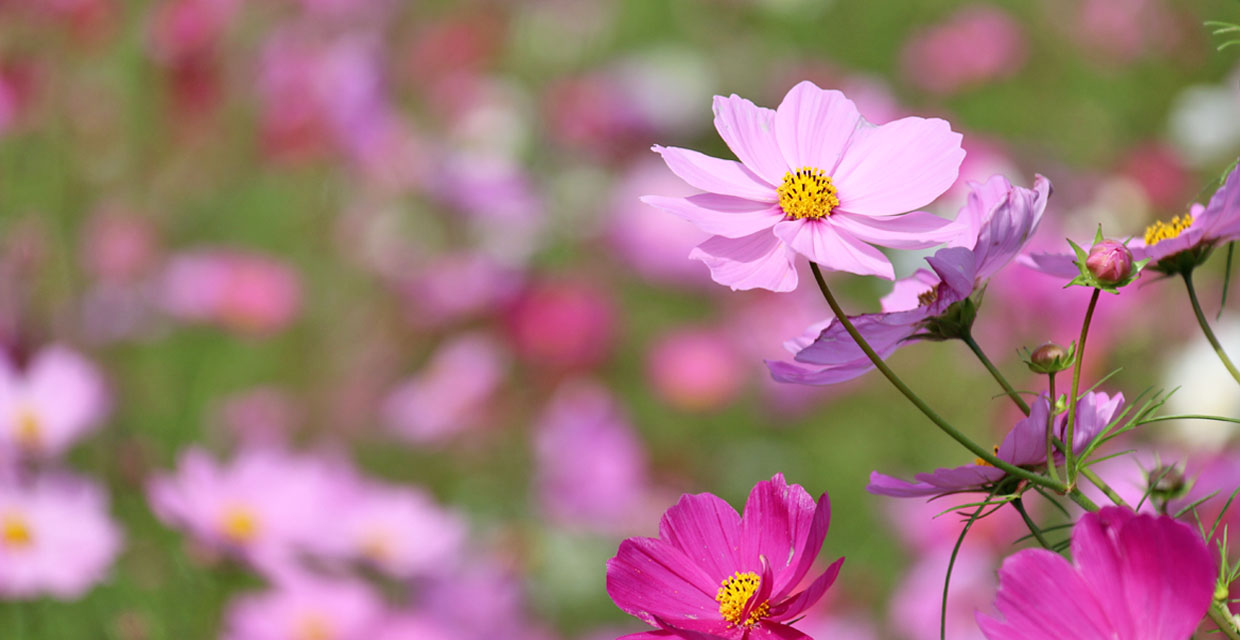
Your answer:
[643,80,966,291]
[606,474,843,639]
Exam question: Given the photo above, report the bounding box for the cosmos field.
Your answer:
[1,0,1240,638]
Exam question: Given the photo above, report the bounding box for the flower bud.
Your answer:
[1085,239,1133,285]
[1022,341,1075,374]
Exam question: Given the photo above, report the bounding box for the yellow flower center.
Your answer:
[294,614,334,640]
[716,571,769,628]
[1144,214,1193,246]
[1,512,33,548]
[14,407,41,450]
[777,167,839,220]
[219,505,259,543]
[974,445,1000,467]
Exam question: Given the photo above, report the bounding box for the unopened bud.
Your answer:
[1147,465,1188,502]
[1023,342,1075,374]
[1085,239,1134,285]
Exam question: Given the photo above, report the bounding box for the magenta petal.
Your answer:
[747,624,813,640]
[773,81,864,173]
[768,556,843,621]
[690,232,799,292]
[738,475,827,598]
[833,116,965,216]
[773,219,894,279]
[713,94,788,185]
[978,549,1114,640]
[642,194,782,239]
[606,537,722,625]
[830,210,958,250]
[654,146,777,202]
[657,493,743,582]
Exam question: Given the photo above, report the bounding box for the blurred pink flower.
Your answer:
[534,381,649,532]
[504,280,616,373]
[1119,143,1191,211]
[606,473,843,639]
[0,474,122,599]
[222,573,385,640]
[607,159,714,289]
[147,447,351,573]
[421,558,554,640]
[80,208,159,283]
[313,481,466,579]
[398,252,522,327]
[1071,0,1180,66]
[381,333,507,444]
[372,615,462,640]
[214,387,301,448]
[646,328,744,413]
[979,507,1215,639]
[891,546,996,640]
[146,0,238,65]
[645,80,965,290]
[160,249,302,335]
[902,5,1027,95]
[0,344,109,459]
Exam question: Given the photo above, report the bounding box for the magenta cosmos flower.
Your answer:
[606,473,843,639]
[978,507,1216,640]
[868,391,1123,498]
[769,174,1049,385]
[643,80,966,291]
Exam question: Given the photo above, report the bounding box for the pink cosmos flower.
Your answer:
[868,391,1123,498]
[647,328,744,413]
[978,507,1216,640]
[160,249,301,335]
[644,80,966,291]
[769,174,1049,385]
[147,447,350,573]
[0,344,109,459]
[504,280,616,373]
[606,473,843,639]
[0,474,123,599]
[608,159,714,289]
[222,573,385,640]
[901,5,1028,95]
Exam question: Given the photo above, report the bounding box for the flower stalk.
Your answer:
[1064,289,1101,489]
[1184,271,1240,386]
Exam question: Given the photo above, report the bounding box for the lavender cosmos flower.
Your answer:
[868,392,1123,498]
[0,344,109,459]
[769,174,1049,385]
[1025,161,1240,277]
[222,572,385,640]
[643,80,965,291]
[978,507,1216,640]
[606,473,843,639]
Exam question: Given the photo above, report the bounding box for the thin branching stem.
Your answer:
[1184,271,1240,386]
[962,331,1030,415]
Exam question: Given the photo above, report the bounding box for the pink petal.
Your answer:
[774,81,865,173]
[773,219,894,279]
[978,549,1114,640]
[768,556,843,621]
[713,94,787,185]
[606,537,721,626]
[924,246,977,300]
[830,210,959,250]
[865,472,942,498]
[747,623,814,640]
[833,116,965,216]
[764,358,879,386]
[1017,251,1078,279]
[690,232,799,292]
[642,194,782,239]
[654,146,777,203]
[657,492,743,582]
[739,475,828,599]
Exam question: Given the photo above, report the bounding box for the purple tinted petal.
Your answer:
[1203,164,1240,241]
[658,493,743,582]
[792,311,920,366]
[773,81,865,174]
[607,537,721,625]
[713,94,787,186]
[830,210,959,250]
[1068,392,1124,453]
[914,464,1005,491]
[765,358,877,386]
[996,395,1053,466]
[972,174,1051,281]
[642,194,782,239]
[833,117,965,216]
[881,269,942,313]
[769,557,843,621]
[690,231,798,292]
[924,246,977,301]
[654,146,778,202]
[1016,250,1079,279]
[865,472,943,498]
[773,219,894,279]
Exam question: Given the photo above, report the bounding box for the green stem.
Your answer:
[1184,271,1240,386]
[1067,487,1099,511]
[1210,601,1240,640]
[808,263,1066,492]
[1011,498,1052,549]
[1079,466,1130,508]
[1140,414,1240,425]
[1064,289,1101,489]
[962,331,1031,415]
[1045,373,1060,484]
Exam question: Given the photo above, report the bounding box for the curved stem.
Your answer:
[962,331,1030,415]
[1184,271,1240,386]
[1140,414,1240,425]
[1045,373,1060,485]
[808,263,1066,492]
[1064,289,1101,489]
[1210,601,1240,640]
[1079,467,1130,508]
[942,499,990,640]
[1011,498,1052,549]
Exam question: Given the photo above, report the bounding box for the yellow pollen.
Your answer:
[1,513,32,548]
[716,571,769,628]
[14,407,41,450]
[293,614,334,640]
[974,445,1000,467]
[360,530,391,563]
[777,167,839,220]
[1144,214,1194,246]
[219,505,259,543]
[917,288,938,307]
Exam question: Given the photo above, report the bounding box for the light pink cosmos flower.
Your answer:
[222,573,385,640]
[0,474,122,599]
[868,391,1123,498]
[644,80,966,291]
[147,447,350,573]
[901,5,1028,95]
[372,615,461,640]
[534,381,649,532]
[769,174,1050,385]
[647,328,744,413]
[0,344,109,459]
[606,473,843,639]
[978,507,1216,640]
[160,249,301,335]
[608,159,714,289]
